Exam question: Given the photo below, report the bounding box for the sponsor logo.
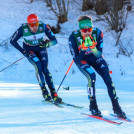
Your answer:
[40,50,47,55]
[39,27,43,31]
[24,28,28,33]
[71,48,75,58]
[23,23,27,26]
[74,30,78,34]
[77,37,81,42]
[12,31,18,41]
[100,64,105,68]
[69,41,75,58]
[85,49,92,55]
[81,24,90,28]
[42,57,46,60]
[30,18,36,21]
[96,57,103,63]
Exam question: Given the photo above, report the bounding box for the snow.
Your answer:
[0,0,134,134]
[0,84,134,134]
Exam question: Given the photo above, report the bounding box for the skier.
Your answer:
[69,15,126,118]
[10,14,62,103]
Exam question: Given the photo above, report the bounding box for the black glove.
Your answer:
[39,40,50,48]
[39,41,46,48]
[23,50,34,57]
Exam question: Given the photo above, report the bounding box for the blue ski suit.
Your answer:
[10,22,57,89]
[69,28,118,100]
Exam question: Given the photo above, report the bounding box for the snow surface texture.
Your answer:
[0,0,134,134]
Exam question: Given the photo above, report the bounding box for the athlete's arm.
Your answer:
[43,24,57,47]
[96,28,103,53]
[10,26,24,54]
[69,33,85,64]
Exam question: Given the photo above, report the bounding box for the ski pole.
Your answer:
[57,60,74,92]
[0,57,25,73]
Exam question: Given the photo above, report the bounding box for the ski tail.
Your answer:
[43,100,83,108]
[42,100,63,108]
[61,102,84,109]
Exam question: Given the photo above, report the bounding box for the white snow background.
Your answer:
[0,0,134,134]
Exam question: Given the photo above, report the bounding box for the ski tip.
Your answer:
[117,122,123,125]
[81,113,122,125]
[110,113,134,123]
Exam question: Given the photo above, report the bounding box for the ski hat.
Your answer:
[79,19,93,29]
[27,14,39,24]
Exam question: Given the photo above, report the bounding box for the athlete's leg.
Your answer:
[75,60,101,116]
[26,51,52,102]
[37,47,62,103]
[26,52,45,85]
[92,57,126,118]
[92,57,117,100]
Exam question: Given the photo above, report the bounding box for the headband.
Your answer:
[79,19,93,29]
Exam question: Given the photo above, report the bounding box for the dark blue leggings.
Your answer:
[24,45,54,88]
[76,57,117,100]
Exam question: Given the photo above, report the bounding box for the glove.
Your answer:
[85,36,97,49]
[86,36,101,58]
[23,50,34,57]
[39,40,46,48]
[39,40,50,48]
[85,37,93,47]
[80,39,89,51]
[92,49,102,58]
[86,37,101,58]
[80,37,93,51]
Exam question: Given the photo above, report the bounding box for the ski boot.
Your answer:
[49,87,62,104]
[112,98,126,119]
[41,85,52,102]
[51,91,62,104]
[89,97,102,117]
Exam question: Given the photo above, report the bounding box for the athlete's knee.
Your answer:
[29,56,42,70]
[86,67,96,81]
[104,75,112,85]
[90,73,96,81]
[35,61,42,69]
[87,73,96,88]
[43,68,50,74]
[32,60,43,72]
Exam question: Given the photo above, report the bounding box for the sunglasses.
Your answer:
[28,22,39,27]
[81,28,93,33]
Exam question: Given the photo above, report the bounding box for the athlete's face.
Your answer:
[28,22,39,33]
[80,27,93,37]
